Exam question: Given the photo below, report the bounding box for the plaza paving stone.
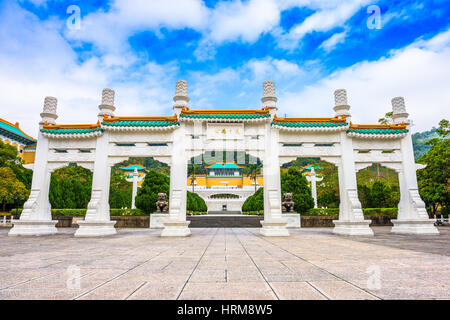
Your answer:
[0,226,449,300]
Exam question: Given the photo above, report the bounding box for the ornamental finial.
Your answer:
[391,96,409,124]
[40,96,58,124]
[173,80,189,114]
[334,89,348,106]
[102,88,115,106]
[261,80,277,112]
[333,89,350,118]
[98,88,116,120]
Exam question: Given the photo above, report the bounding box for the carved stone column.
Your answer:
[390,97,438,234]
[161,122,190,237]
[75,92,116,237]
[333,132,374,236]
[131,168,138,209]
[9,97,58,236]
[260,126,289,236]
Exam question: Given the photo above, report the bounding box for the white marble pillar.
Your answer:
[75,89,117,237]
[9,97,58,236]
[332,132,374,236]
[260,81,288,236]
[332,89,373,236]
[306,167,323,209]
[390,97,439,234]
[131,168,138,209]
[161,80,190,237]
[261,127,289,236]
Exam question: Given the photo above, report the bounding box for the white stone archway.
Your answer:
[9,82,439,238]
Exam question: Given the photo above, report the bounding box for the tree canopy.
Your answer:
[281,167,314,213]
[0,166,29,211]
[417,119,449,215]
[49,165,93,209]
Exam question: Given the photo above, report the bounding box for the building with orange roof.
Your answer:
[0,117,36,164]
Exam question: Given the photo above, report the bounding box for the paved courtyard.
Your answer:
[0,226,449,300]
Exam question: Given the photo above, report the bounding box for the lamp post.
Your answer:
[306,167,323,208]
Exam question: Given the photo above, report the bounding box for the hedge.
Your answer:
[241,208,398,216]
[11,208,148,216]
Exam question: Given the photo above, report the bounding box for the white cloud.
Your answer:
[278,0,370,49]
[208,0,280,43]
[0,2,178,136]
[319,30,347,52]
[278,29,450,132]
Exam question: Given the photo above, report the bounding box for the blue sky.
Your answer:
[1,0,449,135]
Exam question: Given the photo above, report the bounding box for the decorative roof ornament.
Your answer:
[333,89,350,119]
[98,88,116,120]
[261,80,277,112]
[173,80,189,114]
[179,108,271,122]
[391,96,409,124]
[102,88,115,106]
[40,96,58,125]
[271,116,348,131]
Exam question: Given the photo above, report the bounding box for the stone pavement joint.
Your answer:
[1,226,449,300]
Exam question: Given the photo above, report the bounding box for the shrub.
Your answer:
[362,208,397,216]
[135,170,170,214]
[11,208,146,216]
[49,165,93,209]
[281,167,314,213]
[186,191,207,212]
[242,187,264,212]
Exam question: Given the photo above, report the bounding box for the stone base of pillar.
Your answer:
[391,219,439,235]
[161,219,191,237]
[75,220,117,237]
[150,213,169,229]
[8,220,58,236]
[260,219,290,237]
[282,213,301,229]
[332,220,374,236]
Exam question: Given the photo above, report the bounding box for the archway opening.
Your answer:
[49,163,93,211]
[356,163,400,215]
[280,157,340,214]
[187,151,262,214]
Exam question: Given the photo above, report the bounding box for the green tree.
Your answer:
[135,170,170,214]
[0,167,29,211]
[49,165,92,208]
[242,187,264,212]
[0,140,19,166]
[281,167,314,213]
[378,111,393,125]
[109,174,132,208]
[243,163,261,193]
[417,119,450,215]
[186,191,207,212]
[0,140,32,189]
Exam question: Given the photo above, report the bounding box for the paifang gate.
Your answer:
[9,80,439,238]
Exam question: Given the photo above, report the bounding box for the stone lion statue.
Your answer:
[282,193,294,213]
[156,193,169,213]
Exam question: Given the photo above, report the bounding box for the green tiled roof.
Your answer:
[102,120,180,127]
[180,113,270,120]
[41,127,103,134]
[272,121,348,128]
[0,119,36,144]
[120,165,147,171]
[347,128,408,134]
[207,163,243,169]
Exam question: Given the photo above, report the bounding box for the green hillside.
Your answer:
[412,128,438,160]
